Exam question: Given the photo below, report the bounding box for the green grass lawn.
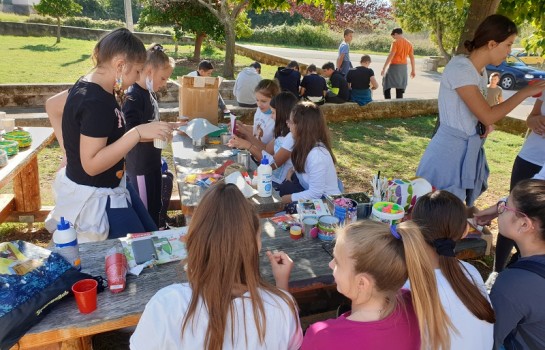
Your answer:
[0,35,279,83]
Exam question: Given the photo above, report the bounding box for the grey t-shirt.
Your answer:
[490,254,545,350]
[438,55,488,136]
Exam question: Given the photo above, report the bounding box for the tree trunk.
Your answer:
[435,22,451,62]
[56,17,61,44]
[193,32,206,61]
[455,0,501,54]
[223,20,236,79]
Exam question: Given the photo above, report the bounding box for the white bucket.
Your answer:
[371,202,405,226]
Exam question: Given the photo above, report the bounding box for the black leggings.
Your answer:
[494,156,542,272]
[384,88,404,99]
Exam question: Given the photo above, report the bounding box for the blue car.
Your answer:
[486,54,545,90]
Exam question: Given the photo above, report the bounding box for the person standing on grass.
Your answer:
[487,72,504,106]
[381,28,415,99]
[45,28,174,241]
[416,15,545,208]
[337,28,354,77]
[346,55,379,106]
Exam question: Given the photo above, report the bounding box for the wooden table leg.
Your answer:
[13,156,41,212]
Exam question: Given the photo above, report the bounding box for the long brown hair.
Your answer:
[290,102,336,172]
[92,28,146,68]
[411,191,495,323]
[181,183,298,350]
[341,220,453,350]
[511,179,545,240]
[464,14,517,52]
[270,91,298,138]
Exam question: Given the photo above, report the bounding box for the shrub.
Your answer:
[26,14,123,30]
[244,23,337,48]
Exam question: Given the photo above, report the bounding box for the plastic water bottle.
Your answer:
[257,158,272,197]
[53,217,81,270]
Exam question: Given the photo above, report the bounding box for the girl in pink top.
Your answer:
[302,221,453,350]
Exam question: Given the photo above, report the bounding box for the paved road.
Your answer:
[243,44,535,121]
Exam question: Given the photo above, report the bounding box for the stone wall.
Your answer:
[0,21,193,44]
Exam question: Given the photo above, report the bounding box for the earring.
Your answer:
[114,73,123,92]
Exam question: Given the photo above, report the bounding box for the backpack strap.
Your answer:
[509,260,545,279]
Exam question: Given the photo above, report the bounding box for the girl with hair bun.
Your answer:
[475,179,545,349]
[45,28,174,240]
[123,43,181,229]
[302,220,453,350]
[410,190,494,349]
[416,14,545,208]
[131,183,302,350]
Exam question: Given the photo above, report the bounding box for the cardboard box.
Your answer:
[178,76,221,125]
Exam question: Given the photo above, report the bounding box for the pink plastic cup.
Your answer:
[105,253,128,293]
[529,79,543,98]
[72,279,98,314]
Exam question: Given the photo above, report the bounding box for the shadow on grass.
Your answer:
[19,44,66,52]
[61,54,91,67]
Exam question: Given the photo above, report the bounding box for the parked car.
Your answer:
[486,55,545,90]
[508,49,544,66]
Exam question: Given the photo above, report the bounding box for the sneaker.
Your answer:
[485,271,499,293]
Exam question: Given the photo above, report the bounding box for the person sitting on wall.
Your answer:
[300,64,327,105]
[322,62,349,104]
[346,55,379,106]
[233,62,262,108]
[274,60,301,97]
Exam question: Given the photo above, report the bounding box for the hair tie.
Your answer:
[432,238,456,257]
[153,44,164,52]
[390,225,401,240]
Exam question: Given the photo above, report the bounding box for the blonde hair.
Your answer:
[340,220,453,350]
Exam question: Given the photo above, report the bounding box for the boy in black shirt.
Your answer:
[300,64,327,104]
[322,62,349,103]
[274,60,301,97]
[346,55,379,106]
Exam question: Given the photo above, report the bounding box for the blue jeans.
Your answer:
[106,182,158,239]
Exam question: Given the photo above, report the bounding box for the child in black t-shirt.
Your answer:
[346,55,379,106]
[123,44,180,229]
[300,64,327,104]
[45,29,174,240]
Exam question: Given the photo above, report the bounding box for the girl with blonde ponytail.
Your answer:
[302,220,452,350]
[410,191,494,349]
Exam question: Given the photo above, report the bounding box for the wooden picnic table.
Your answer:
[172,133,284,217]
[13,219,335,350]
[0,127,55,223]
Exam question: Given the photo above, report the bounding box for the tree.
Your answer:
[455,0,499,54]
[139,0,251,61]
[34,0,82,43]
[499,0,545,56]
[392,0,468,61]
[292,0,392,33]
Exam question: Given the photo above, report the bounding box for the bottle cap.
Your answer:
[261,158,269,165]
[57,216,70,230]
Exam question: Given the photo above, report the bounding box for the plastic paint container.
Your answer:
[371,202,405,226]
[317,215,340,241]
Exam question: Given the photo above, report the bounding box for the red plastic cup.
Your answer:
[105,253,128,293]
[529,79,543,98]
[72,279,98,314]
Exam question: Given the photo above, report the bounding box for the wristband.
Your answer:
[134,127,142,141]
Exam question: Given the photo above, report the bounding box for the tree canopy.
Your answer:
[34,0,82,43]
[499,0,545,56]
[392,0,468,60]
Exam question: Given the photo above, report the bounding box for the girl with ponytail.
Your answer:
[302,220,452,350]
[410,190,494,349]
[416,14,545,208]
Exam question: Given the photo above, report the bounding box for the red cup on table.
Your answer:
[105,253,128,293]
[529,79,544,98]
[72,279,98,314]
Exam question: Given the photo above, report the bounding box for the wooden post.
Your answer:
[13,156,41,212]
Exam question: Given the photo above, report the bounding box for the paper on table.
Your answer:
[178,118,220,140]
[229,114,237,135]
[225,171,258,198]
